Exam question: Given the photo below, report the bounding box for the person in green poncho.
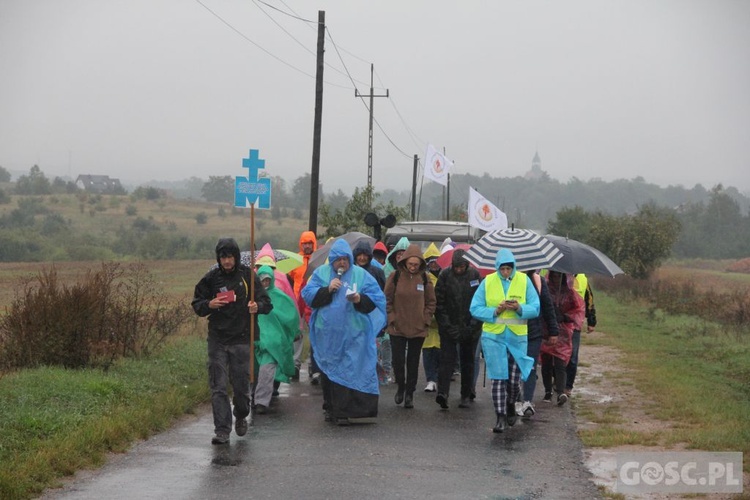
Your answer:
[253,265,300,414]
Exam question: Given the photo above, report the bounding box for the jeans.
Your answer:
[422,347,440,383]
[208,338,251,435]
[390,335,425,395]
[522,336,543,402]
[565,329,581,390]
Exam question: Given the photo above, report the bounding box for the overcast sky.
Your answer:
[1,0,749,195]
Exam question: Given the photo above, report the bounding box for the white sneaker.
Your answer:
[515,401,523,416]
[423,381,437,392]
[521,401,536,417]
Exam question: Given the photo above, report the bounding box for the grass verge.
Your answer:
[576,292,750,467]
[0,331,209,500]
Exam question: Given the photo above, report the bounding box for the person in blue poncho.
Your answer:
[301,238,387,425]
[470,248,539,433]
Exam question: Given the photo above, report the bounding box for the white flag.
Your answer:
[423,144,453,186]
[467,187,508,232]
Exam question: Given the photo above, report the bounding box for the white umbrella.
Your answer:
[463,228,562,272]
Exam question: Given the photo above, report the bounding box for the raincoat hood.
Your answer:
[373,241,388,259]
[451,248,469,267]
[386,237,410,268]
[257,265,275,287]
[352,240,374,264]
[494,247,517,279]
[328,239,354,269]
[439,237,454,254]
[256,243,277,267]
[423,242,440,263]
[215,238,241,272]
[298,231,318,253]
[398,244,427,272]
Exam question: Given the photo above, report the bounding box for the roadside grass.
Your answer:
[0,326,209,500]
[576,292,750,467]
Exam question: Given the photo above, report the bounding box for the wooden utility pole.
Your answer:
[308,10,325,234]
[355,64,388,205]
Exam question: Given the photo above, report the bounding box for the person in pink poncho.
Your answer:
[539,270,585,407]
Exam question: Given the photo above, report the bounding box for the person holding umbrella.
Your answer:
[540,270,585,406]
[469,248,539,433]
[191,237,273,445]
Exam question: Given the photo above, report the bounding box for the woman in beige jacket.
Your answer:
[384,244,437,408]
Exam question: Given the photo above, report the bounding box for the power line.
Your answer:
[251,0,370,87]
[194,0,352,89]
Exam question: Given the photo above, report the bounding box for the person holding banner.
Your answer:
[192,237,272,445]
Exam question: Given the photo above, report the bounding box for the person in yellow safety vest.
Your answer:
[421,243,442,393]
[470,248,540,433]
[566,274,597,397]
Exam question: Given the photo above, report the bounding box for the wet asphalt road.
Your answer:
[41,370,600,500]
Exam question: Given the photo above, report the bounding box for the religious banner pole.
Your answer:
[249,202,256,384]
[234,149,272,388]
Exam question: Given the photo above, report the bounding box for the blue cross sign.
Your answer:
[234,149,271,209]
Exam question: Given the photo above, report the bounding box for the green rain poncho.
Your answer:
[256,265,299,382]
[383,236,410,279]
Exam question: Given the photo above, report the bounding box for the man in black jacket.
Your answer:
[434,249,483,409]
[192,238,273,444]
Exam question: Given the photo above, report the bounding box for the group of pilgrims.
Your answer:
[193,230,595,444]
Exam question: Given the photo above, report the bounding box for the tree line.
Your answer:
[2,165,749,264]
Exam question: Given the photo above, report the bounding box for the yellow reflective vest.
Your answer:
[574,274,588,299]
[483,272,528,336]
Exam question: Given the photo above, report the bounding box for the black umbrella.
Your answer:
[544,235,624,277]
[304,231,376,279]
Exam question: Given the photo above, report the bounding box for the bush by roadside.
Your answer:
[0,262,189,371]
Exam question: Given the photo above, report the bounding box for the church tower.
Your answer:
[525,151,543,180]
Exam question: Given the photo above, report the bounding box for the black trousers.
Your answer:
[390,335,425,395]
[437,335,478,398]
[541,352,567,395]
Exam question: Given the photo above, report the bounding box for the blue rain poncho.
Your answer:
[302,239,387,395]
[470,248,540,381]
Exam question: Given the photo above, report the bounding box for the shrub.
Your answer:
[0,263,189,371]
[195,212,207,225]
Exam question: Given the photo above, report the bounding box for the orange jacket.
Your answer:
[288,231,317,299]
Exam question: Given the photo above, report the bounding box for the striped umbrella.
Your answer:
[463,228,562,272]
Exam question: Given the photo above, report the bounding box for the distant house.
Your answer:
[75,175,123,194]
